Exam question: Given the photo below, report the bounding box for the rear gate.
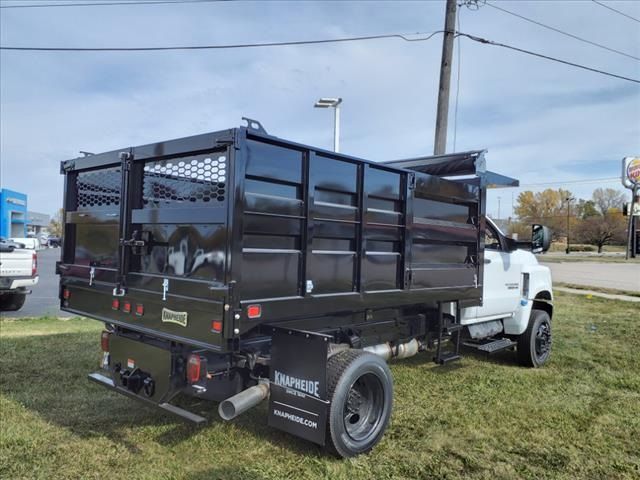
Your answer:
[61,146,231,346]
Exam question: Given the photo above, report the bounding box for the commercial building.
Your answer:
[27,211,51,237]
[0,189,28,238]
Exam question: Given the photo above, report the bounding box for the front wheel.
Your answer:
[517,309,552,368]
[325,350,393,458]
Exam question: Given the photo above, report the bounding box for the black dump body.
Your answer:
[58,126,487,354]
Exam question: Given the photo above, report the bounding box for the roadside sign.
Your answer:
[622,156,640,188]
[622,157,640,259]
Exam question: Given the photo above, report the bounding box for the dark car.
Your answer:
[47,236,61,248]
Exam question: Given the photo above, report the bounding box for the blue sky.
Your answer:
[1,0,639,218]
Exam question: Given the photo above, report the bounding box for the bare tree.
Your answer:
[592,188,626,215]
[576,211,626,253]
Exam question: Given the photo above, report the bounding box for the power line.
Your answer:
[2,27,639,84]
[0,0,226,8]
[485,1,640,62]
[457,32,640,84]
[518,177,620,187]
[0,31,443,51]
[591,0,640,24]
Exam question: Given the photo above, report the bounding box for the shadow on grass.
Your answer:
[393,343,521,372]
[0,331,324,458]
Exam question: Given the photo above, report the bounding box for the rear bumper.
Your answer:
[0,275,38,291]
[88,372,207,424]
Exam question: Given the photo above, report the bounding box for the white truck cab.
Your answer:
[461,219,553,367]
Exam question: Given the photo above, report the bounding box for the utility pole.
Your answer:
[565,196,574,255]
[497,196,502,219]
[433,0,457,155]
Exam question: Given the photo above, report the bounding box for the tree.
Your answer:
[575,199,598,219]
[48,209,63,237]
[592,188,626,216]
[507,221,532,240]
[576,211,626,253]
[514,188,574,239]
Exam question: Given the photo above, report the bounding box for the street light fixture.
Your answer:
[314,97,342,153]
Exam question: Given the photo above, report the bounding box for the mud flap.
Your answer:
[267,327,331,446]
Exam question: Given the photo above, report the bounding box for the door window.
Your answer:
[485,223,502,250]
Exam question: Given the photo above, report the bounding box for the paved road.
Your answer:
[541,261,640,292]
[1,248,72,318]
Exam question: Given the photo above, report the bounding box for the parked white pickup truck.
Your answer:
[0,240,38,311]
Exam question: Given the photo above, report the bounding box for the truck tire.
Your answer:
[325,350,393,458]
[517,309,551,368]
[0,293,26,312]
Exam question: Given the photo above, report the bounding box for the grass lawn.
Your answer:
[1,292,639,479]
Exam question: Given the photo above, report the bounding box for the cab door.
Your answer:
[474,221,522,320]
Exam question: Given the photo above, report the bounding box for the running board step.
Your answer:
[435,352,462,365]
[463,338,516,354]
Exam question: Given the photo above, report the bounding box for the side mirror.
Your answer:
[531,224,551,254]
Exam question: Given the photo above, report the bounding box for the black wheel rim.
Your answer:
[534,319,551,359]
[343,373,385,442]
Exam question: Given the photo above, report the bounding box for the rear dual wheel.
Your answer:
[325,350,393,458]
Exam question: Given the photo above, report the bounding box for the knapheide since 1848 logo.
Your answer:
[627,157,640,185]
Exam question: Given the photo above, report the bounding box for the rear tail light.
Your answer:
[247,304,262,319]
[212,320,223,333]
[101,331,110,352]
[111,298,120,310]
[187,354,202,384]
[63,288,71,300]
[135,304,144,316]
[32,252,37,277]
[122,301,131,313]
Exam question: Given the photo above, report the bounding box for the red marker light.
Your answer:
[247,304,261,319]
[101,331,110,352]
[122,301,131,313]
[32,252,37,277]
[63,288,71,300]
[111,298,120,310]
[135,304,144,316]
[212,320,223,333]
[187,354,201,384]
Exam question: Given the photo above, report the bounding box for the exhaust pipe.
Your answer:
[364,338,421,361]
[218,380,269,421]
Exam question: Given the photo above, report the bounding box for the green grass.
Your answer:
[1,294,639,479]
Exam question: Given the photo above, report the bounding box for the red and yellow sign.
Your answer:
[627,157,640,185]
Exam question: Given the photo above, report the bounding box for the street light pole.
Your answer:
[565,196,574,255]
[314,97,343,153]
[333,103,340,152]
